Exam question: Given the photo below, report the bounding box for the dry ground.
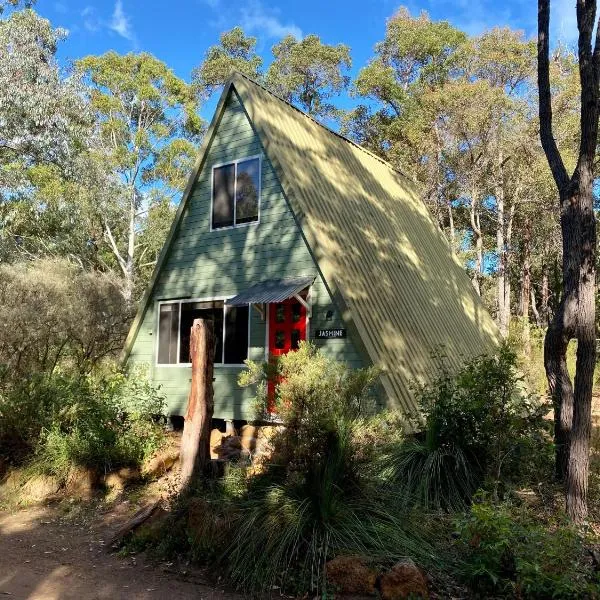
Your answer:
[0,503,239,600]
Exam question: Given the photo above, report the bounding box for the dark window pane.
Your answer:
[212,164,235,229]
[291,329,301,350]
[275,330,285,349]
[235,158,259,224]
[291,302,302,323]
[179,301,224,364]
[158,303,179,364]
[275,304,285,323]
[224,305,249,364]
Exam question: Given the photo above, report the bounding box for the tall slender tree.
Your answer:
[76,52,203,303]
[538,0,599,522]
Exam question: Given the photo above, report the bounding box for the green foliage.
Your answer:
[171,345,433,596]
[0,9,90,189]
[192,27,263,97]
[225,436,429,595]
[266,34,351,118]
[0,260,130,381]
[455,497,600,598]
[0,366,165,477]
[381,346,552,510]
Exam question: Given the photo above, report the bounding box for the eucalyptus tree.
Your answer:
[538,0,599,522]
[0,9,90,189]
[348,8,466,233]
[266,34,351,118]
[0,9,94,262]
[76,52,204,303]
[0,0,34,13]
[192,27,263,98]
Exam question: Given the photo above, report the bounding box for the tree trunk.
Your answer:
[470,186,483,296]
[521,218,532,355]
[538,0,598,523]
[496,174,508,337]
[544,182,596,520]
[541,261,550,324]
[179,319,215,488]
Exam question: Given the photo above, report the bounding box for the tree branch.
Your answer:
[576,0,600,168]
[538,0,570,191]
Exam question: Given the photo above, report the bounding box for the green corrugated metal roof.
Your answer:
[226,276,315,306]
[231,73,500,414]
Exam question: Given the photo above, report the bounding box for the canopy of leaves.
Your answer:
[0,9,90,188]
[266,34,351,118]
[192,27,263,97]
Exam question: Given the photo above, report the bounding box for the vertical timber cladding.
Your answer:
[126,89,364,419]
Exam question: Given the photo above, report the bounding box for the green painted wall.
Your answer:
[128,89,364,419]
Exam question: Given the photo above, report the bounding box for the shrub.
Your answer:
[0,366,165,478]
[166,344,436,596]
[455,496,600,598]
[0,259,130,382]
[381,346,552,510]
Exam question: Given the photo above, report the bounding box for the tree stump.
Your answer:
[179,318,215,488]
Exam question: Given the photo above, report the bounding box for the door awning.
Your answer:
[226,276,315,306]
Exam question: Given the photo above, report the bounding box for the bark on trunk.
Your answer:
[538,0,598,522]
[521,218,532,355]
[470,186,483,296]
[541,263,550,325]
[496,175,508,337]
[179,319,215,488]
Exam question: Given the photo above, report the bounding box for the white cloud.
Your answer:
[551,0,578,44]
[81,5,100,32]
[109,0,137,44]
[240,1,302,40]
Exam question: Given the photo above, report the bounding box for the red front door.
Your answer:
[268,297,307,357]
[267,297,307,407]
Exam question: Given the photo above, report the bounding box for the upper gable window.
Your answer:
[211,156,260,230]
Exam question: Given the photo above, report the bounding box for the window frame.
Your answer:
[210,154,262,232]
[155,296,251,368]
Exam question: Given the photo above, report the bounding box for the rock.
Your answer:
[103,466,141,491]
[21,474,61,502]
[210,428,225,459]
[326,555,378,596]
[64,466,101,498]
[240,436,256,452]
[240,424,258,439]
[378,559,429,600]
[143,448,180,478]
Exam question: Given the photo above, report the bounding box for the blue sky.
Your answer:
[35,0,580,118]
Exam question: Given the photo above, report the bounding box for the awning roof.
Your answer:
[226,276,315,306]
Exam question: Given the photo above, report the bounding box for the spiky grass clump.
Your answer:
[378,439,477,511]
[223,420,436,596]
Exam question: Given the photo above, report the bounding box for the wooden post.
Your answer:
[179,318,215,488]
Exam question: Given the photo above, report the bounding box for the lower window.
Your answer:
[157,300,249,365]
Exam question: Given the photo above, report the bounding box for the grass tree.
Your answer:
[537,0,599,522]
[76,52,203,304]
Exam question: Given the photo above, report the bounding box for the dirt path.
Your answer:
[0,505,239,600]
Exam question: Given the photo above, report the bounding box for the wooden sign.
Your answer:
[315,328,347,339]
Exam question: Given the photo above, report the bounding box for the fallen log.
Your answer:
[107,499,161,550]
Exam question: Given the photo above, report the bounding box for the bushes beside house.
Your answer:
[136,343,599,599]
[0,259,165,483]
